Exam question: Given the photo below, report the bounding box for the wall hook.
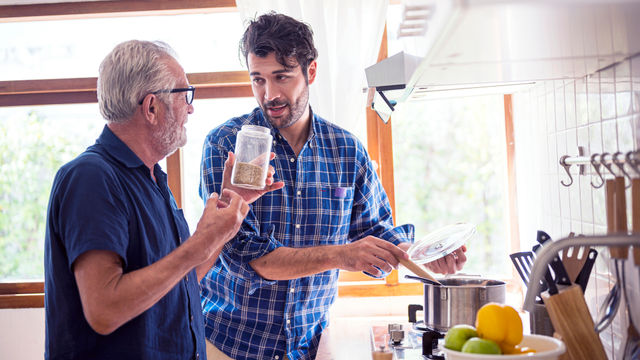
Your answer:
[627,151,640,176]
[612,152,632,188]
[559,155,573,187]
[590,153,605,189]
[600,152,617,177]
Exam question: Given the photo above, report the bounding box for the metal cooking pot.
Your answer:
[408,275,506,332]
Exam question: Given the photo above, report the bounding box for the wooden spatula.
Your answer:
[398,257,442,285]
[562,244,591,284]
[632,178,640,265]
[608,178,629,260]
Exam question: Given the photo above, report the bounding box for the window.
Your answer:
[0,7,247,284]
[1,1,517,307]
[0,104,102,280]
[391,96,511,278]
[181,97,258,231]
[0,12,245,81]
[385,3,512,279]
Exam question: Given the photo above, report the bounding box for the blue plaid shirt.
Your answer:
[199,107,414,360]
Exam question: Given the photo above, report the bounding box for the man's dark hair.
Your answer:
[240,12,318,78]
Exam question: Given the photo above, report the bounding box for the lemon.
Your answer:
[475,303,523,353]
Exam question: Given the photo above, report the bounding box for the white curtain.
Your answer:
[235,0,388,138]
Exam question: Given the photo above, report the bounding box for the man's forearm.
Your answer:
[248,246,341,280]
[248,237,410,280]
[196,246,224,282]
[75,234,215,335]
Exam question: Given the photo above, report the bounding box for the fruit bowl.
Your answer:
[442,334,565,359]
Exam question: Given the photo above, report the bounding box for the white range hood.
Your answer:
[366,0,640,121]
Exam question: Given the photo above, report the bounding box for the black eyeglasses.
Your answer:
[139,85,195,105]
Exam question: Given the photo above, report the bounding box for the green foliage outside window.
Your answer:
[0,107,100,280]
[392,96,510,277]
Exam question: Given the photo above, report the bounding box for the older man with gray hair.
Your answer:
[43,40,269,360]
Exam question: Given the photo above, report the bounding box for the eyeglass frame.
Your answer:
[138,85,195,105]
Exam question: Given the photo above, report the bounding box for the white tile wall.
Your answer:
[512,54,640,359]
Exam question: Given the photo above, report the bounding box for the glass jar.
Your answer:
[231,125,273,189]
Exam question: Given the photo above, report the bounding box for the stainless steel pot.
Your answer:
[408,275,506,332]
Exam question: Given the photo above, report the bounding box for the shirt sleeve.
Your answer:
[199,134,282,292]
[348,141,415,278]
[53,155,130,270]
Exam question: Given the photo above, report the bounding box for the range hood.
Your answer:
[366,0,640,122]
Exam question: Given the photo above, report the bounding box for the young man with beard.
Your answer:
[44,40,282,359]
[199,13,467,360]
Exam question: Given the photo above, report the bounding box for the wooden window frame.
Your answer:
[337,25,422,297]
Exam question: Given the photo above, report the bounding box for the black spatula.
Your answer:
[510,251,546,303]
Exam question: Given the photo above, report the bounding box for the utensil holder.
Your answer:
[529,302,554,336]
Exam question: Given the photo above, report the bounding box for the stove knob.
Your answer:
[390,329,405,345]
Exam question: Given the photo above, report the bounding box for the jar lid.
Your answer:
[407,223,476,264]
[241,125,271,134]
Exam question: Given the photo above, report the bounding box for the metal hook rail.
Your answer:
[559,148,640,188]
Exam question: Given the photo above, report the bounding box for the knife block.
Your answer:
[542,285,607,360]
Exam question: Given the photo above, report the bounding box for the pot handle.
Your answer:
[408,304,423,323]
[404,274,441,286]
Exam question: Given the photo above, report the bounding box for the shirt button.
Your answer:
[296,190,301,196]
[185,275,189,282]
[295,224,301,229]
[273,140,276,145]
[286,319,291,325]
[275,356,279,360]
[290,288,295,293]
[196,354,200,360]
[190,315,194,322]
[289,157,295,163]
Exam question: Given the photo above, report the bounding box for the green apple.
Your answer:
[461,337,502,355]
[444,324,478,351]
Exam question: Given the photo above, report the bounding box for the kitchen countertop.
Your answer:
[316,315,405,360]
[315,312,532,360]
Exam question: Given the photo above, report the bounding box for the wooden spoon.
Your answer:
[398,257,442,285]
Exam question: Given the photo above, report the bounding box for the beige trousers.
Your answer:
[205,340,234,360]
[205,340,289,360]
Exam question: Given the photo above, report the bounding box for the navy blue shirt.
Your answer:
[44,125,205,360]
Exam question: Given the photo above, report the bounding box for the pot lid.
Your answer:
[408,223,476,264]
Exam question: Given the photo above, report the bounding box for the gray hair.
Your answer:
[97,40,178,123]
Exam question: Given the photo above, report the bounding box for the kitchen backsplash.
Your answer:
[512,54,639,359]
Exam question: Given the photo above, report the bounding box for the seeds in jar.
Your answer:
[233,162,264,187]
